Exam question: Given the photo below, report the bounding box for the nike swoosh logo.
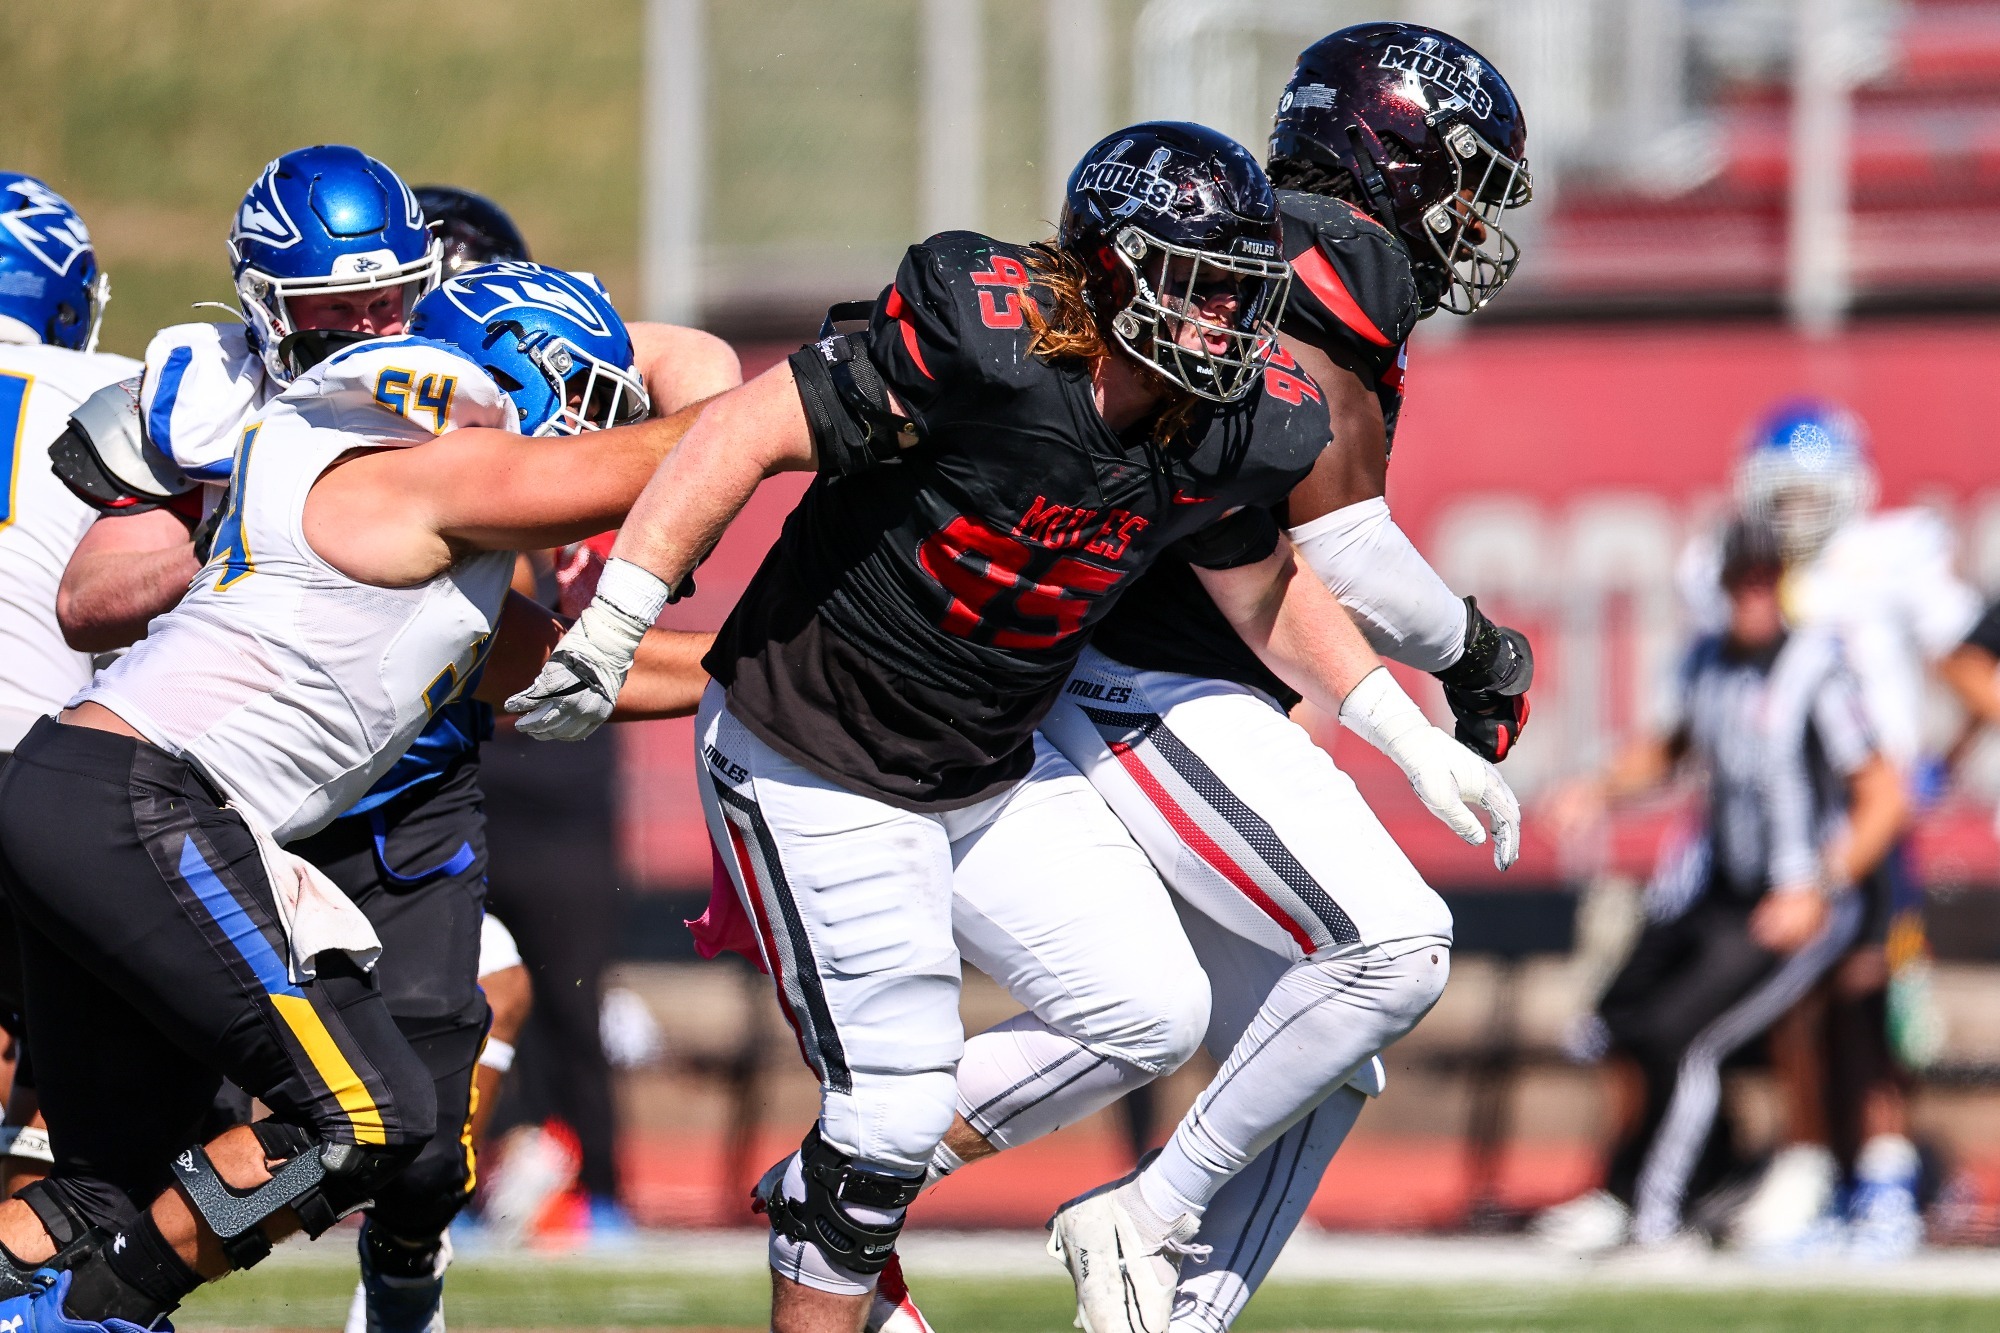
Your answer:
[1170,490,1211,505]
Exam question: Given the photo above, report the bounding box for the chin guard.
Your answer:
[48,377,193,513]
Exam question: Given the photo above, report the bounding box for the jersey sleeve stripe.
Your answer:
[1290,245,1393,348]
[883,286,933,379]
[147,345,194,460]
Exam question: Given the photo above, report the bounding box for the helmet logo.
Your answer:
[332,250,395,277]
[1076,142,1178,219]
[1787,423,1836,471]
[1380,41,1494,119]
[1278,84,1337,114]
[0,179,92,277]
[232,162,305,251]
[439,261,613,339]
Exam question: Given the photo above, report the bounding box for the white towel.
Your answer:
[235,808,382,983]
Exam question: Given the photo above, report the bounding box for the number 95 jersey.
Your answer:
[78,337,517,843]
[706,230,1332,811]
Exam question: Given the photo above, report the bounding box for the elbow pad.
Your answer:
[789,303,922,478]
[1288,497,1468,672]
[48,377,195,513]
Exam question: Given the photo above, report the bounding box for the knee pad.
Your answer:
[820,1069,957,1174]
[1074,966,1212,1077]
[0,1180,135,1293]
[171,1123,419,1271]
[364,1127,475,1242]
[761,1126,922,1278]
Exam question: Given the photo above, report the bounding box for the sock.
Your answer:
[924,1141,964,1189]
[66,1214,201,1324]
[1856,1134,1919,1186]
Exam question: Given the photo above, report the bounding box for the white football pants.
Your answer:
[697,684,1208,1292]
[966,648,1455,1328]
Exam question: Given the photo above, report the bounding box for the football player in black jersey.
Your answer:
[508,121,1516,1333]
[866,26,1535,1333]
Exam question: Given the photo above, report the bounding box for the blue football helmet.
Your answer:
[228,145,441,384]
[0,173,109,351]
[1736,397,1876,562]
[407,262,648,436]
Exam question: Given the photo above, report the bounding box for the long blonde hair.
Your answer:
[1020,240,1199,447]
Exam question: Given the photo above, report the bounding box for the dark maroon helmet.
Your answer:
[1060,121,1291,402]
[1269,23,1531,315]
[414,185,531,279]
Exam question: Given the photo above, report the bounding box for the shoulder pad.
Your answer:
[141,321,265,480]
[1277,191,1420,351]
[288,336,518,436]
[896,232,1039,369]
[49,376,194,512]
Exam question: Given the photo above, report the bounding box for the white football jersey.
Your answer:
[139,321,272,483]
[1782,509,1980,767]
[0,340,142,750]
[81,337,517,841]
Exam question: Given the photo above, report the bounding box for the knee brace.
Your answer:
[761,1127,923,1278]
[0,1180,134,1296]
[169,1122,417,1271]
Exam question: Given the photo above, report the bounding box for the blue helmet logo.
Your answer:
[0,173,107,351]
[1737,397,1875,561]
[229,145,441,385]
[409,262,646,438]
[436,261,615,340]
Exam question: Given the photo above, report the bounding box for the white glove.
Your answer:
[505,558,671,741]
[1340,667,1521,871]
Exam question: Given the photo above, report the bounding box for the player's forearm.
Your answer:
[1938,645,2000,727]
[610,630,714,720]
[1198,544,1383,716]
[56,545,199,652]
[1289,498,1468,672]
[607,364,815,589]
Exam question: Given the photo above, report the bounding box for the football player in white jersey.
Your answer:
[1721,400,1978,1255]
[0,174,134,1182]
[51,156,735,1333]
[0,264,713,1333]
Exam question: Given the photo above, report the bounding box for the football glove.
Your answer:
[1432,596,1534,763]
[506,558,672,741]
[1341,667,1521,871]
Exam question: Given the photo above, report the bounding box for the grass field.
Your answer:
[173,1251,2000,1333]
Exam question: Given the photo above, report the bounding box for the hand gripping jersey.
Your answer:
[1092,190,1422,707]
[704,231,1331,809]
[80,338,516,841]
[0,343,143,748]
[143,318,493,810]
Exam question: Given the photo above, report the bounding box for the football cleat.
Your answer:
[1046,1179,1203,1333]
[1530,1189,1631,1254]
[862,1254,935,1333]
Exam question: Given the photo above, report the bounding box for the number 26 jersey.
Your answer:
[705,230,1332,810]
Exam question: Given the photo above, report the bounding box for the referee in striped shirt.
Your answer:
[1537,517,1908,1250]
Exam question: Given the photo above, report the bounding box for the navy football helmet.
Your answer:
[413,185,531,279]
[1060,121,1290,403]
[1270,23,1532,315]
[229,145,441,383]
[408,262,648,437]
[0,174,108,351]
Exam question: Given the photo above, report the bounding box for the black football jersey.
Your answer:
[1091,190,1423,709]
[704,231,1330,809]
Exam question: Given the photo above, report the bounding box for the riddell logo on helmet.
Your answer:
[1380,42,1494,119]
[1076,142,1178,219]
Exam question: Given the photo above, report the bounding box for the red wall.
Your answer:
[618,323,2000,891]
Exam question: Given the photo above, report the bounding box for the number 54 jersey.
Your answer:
[79,337,516,843]
[705,230,1333,811]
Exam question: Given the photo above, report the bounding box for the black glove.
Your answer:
[1432,596,1534,763]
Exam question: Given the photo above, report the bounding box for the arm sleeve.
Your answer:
[1963,600,2000,657]
[1285,496,1467,671]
